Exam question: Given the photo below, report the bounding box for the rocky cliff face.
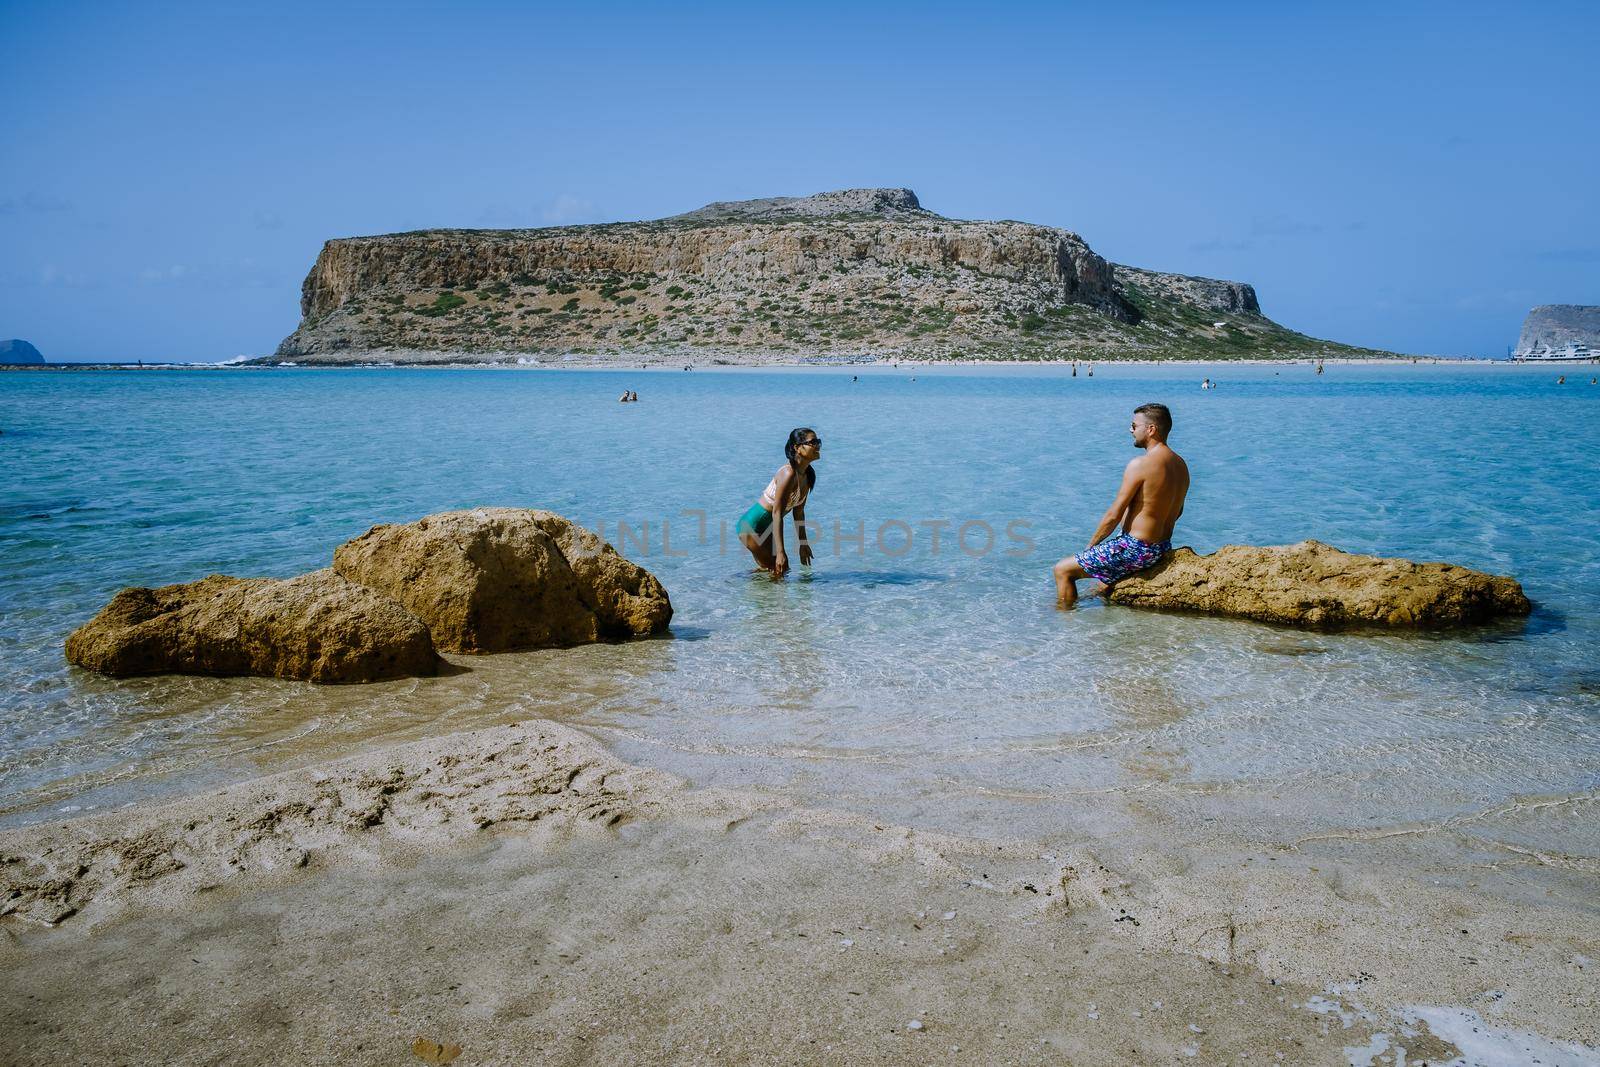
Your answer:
[1111,266,1259,316]
[1514,305,1600,357]
[275,188,1380,363]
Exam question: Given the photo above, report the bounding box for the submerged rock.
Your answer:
[1106,540,1531,629]
[65,569,440,683]
[332,508,671,653]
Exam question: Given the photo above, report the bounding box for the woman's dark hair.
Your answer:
[785,427,818,489]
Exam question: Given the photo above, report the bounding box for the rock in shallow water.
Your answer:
[1105,540,1531,629]
[64,569,440,682]
[65,509,672,683]
[332,508,672,653]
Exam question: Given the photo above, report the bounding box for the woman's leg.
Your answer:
[740,530,776,570]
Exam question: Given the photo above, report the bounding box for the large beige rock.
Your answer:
[65,569,440,683]
[1106,540,1532,629]
[332,508,671,653]
[527,511,675,638]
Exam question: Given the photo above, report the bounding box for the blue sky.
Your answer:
[2,0,1596,360]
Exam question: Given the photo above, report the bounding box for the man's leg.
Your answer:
[1053,556,1090,607]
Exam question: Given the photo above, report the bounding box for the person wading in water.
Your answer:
[737,427,821,579]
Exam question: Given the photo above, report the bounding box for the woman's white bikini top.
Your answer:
[759,465,810,514]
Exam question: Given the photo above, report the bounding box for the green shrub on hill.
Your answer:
[414,292,468,318]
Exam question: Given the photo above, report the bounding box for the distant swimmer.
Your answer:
[1201,378,1212,390]
[618,392,629,403]
[1053,403,1189,608]
[1316,360,1325,375]
[1558,376,1566,385]
[737,428,821,579]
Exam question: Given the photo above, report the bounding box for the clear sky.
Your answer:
[3,0,1596,361]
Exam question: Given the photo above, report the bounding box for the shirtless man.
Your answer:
[1053,402,1189,607]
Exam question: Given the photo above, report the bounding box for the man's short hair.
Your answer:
[1133,402,1172,436]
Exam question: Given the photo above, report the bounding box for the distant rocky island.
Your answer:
[0,339,44,364]
[273,188,1392,364]
[1513,304,1600,359]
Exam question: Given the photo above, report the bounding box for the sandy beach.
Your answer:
[5,718,1597,1065]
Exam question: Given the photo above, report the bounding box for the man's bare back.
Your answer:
[1053,403,1189,606]
[1119,443,1189,544]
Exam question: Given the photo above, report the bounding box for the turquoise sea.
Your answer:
[2,363,1597,871]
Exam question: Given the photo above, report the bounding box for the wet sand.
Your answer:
[4,720,1597,1065]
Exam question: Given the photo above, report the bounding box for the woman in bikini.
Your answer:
[737,427,821,578]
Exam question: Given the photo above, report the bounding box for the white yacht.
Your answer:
[1514,339,1596,362]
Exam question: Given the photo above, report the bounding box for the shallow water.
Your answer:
[2,363,1597,866]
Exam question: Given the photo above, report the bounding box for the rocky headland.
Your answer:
[273,188,1391,365]
[0,339,44,364]
[1514,304,1600,358]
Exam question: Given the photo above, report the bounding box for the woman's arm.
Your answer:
[769,466,795,576]
[793,504,812,566]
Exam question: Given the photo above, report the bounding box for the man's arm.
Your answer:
[1086,458,1144,548]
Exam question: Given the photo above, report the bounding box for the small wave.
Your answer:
[798,570,944,587]
[0,500,99,524]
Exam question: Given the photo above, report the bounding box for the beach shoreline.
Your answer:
[4,716,1597,1065]
[4,353,1550,372]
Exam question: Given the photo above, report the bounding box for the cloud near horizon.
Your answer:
[0,192,75,216]
[469,194,601,228]
[541,194,598,225]
[1536,248,1600,263]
